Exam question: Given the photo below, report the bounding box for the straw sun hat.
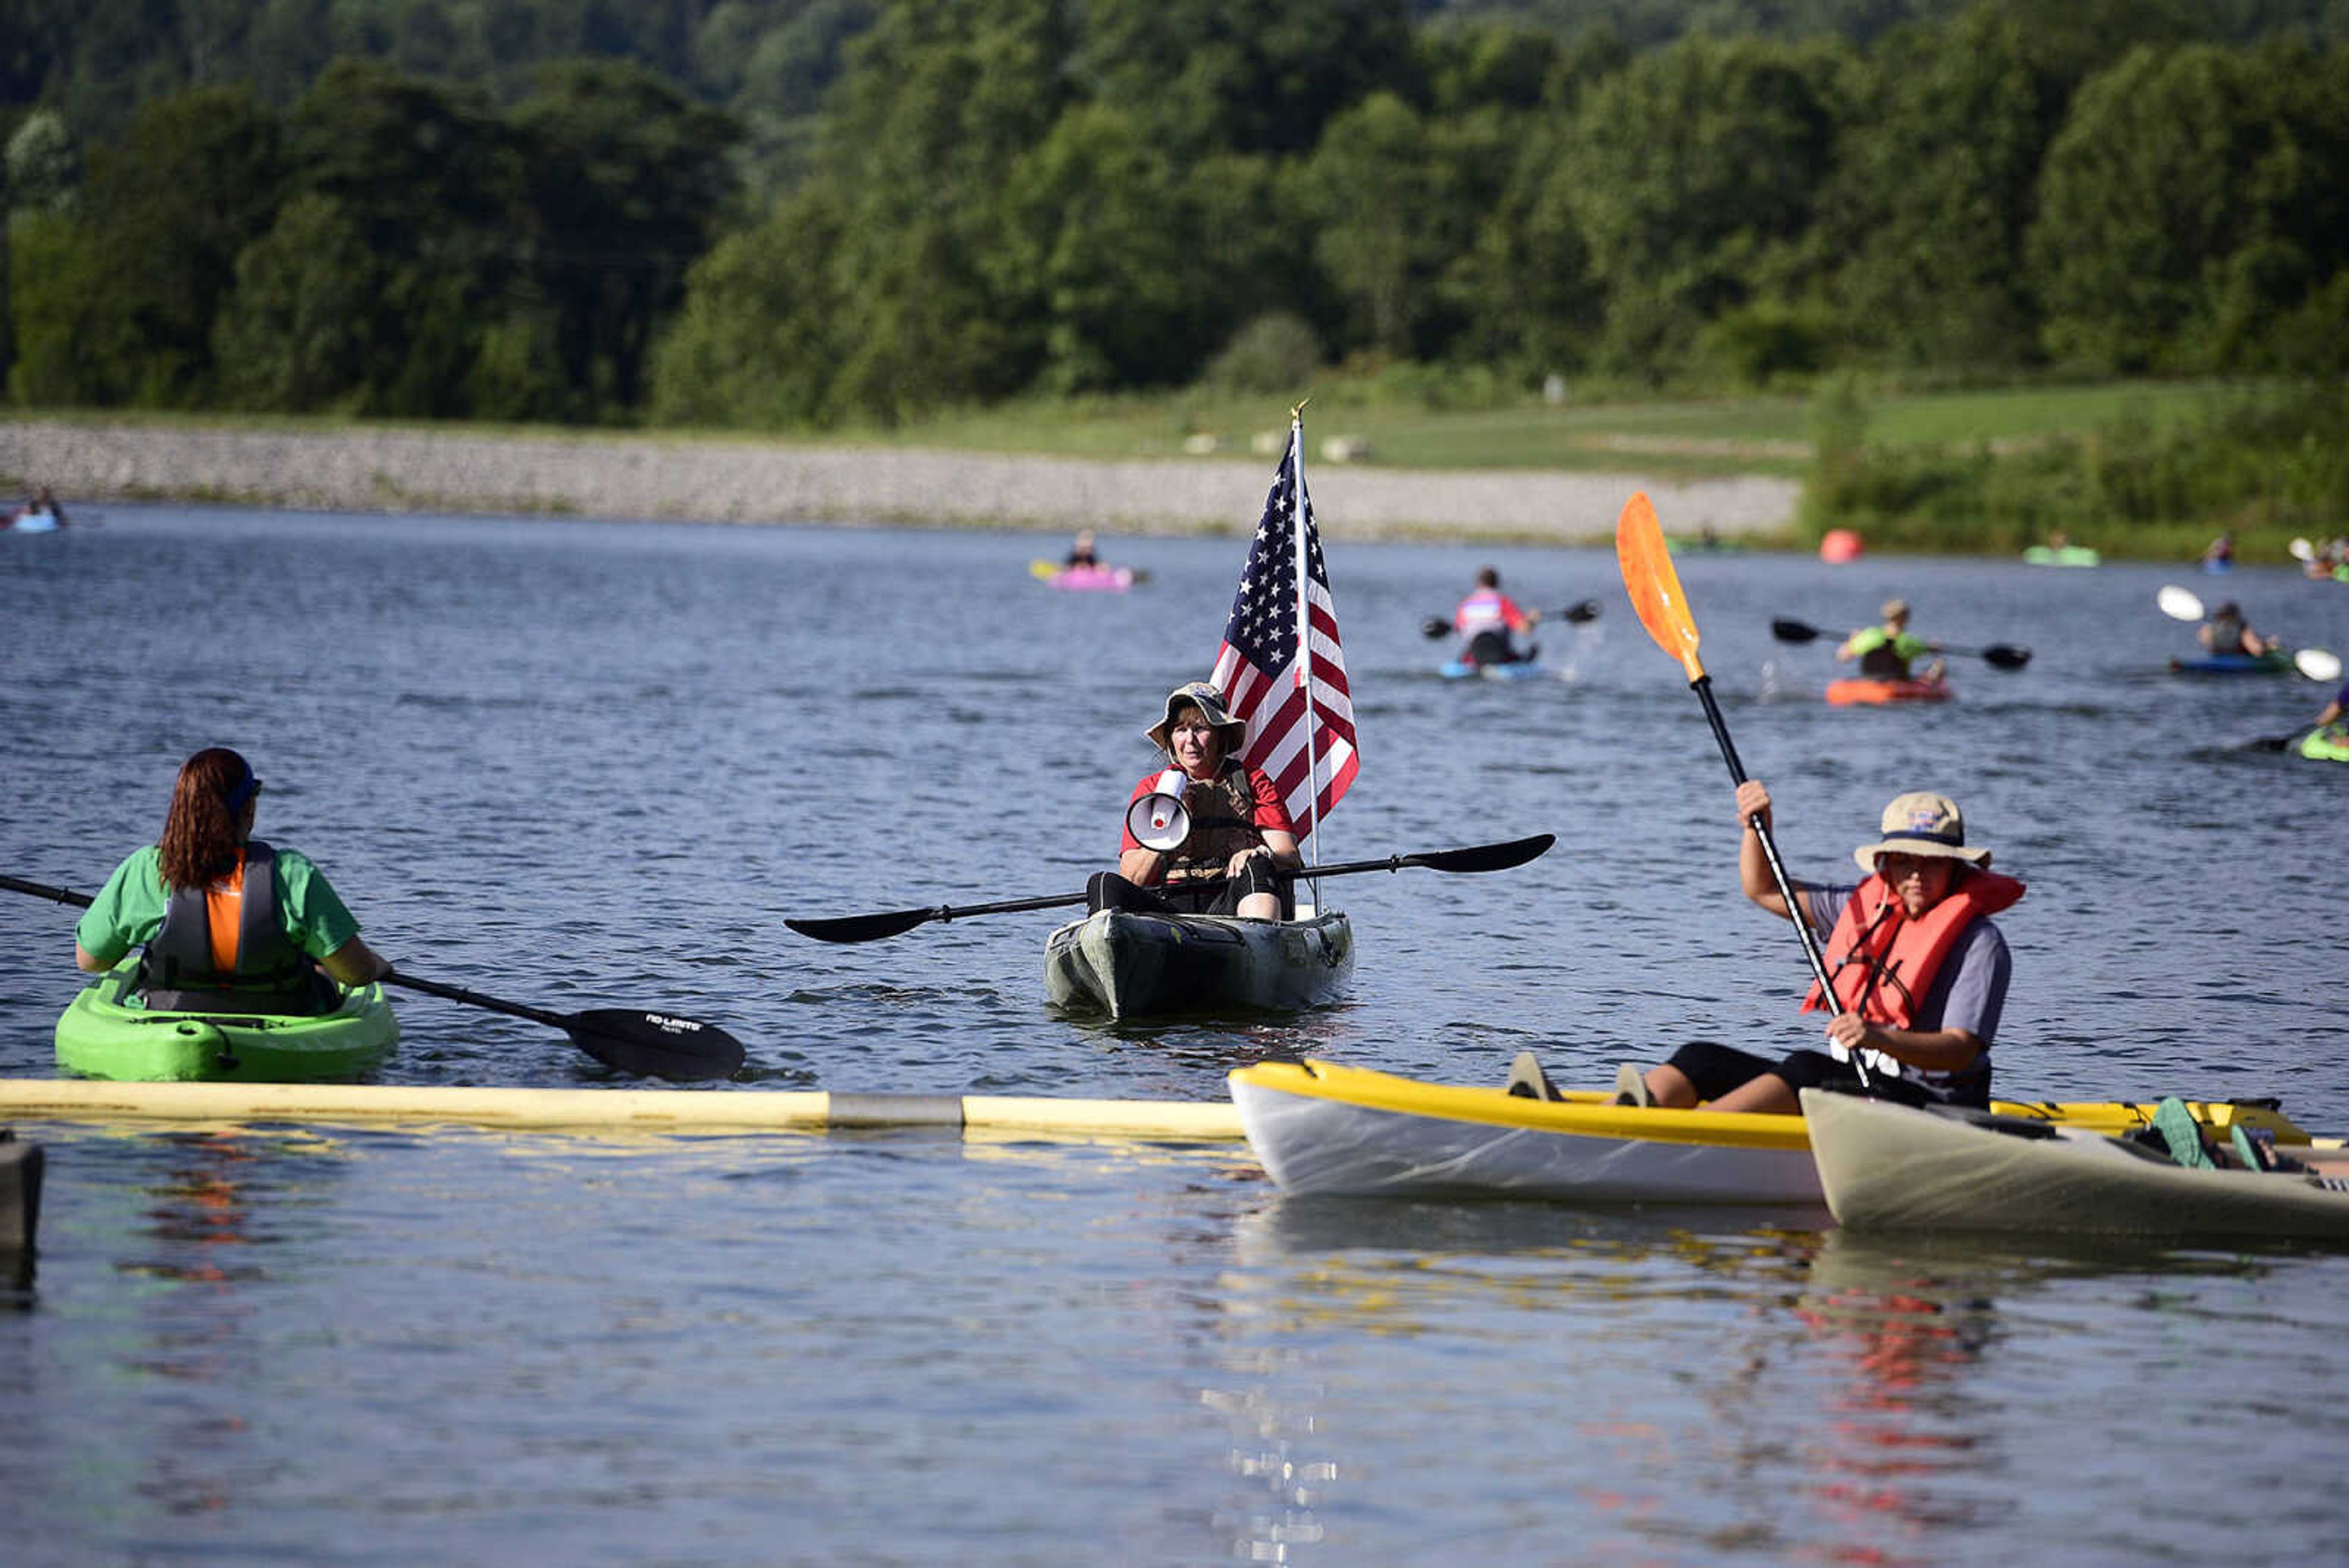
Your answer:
[1851,791,1992,872]
[1144,682,1247,754]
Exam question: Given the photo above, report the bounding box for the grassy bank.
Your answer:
[874,377,2242,477]
[4,375,2247,475]
[1803,379,2348,563]
[10,375,2327,562]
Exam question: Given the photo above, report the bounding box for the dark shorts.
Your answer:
[1664,1040,1977,1110]
[1087,863,1286,919]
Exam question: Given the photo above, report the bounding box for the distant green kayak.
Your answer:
[56,959,398,1082]
[2022,544,2101,567]
[2299,727,2349,762]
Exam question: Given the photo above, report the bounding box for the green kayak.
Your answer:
[2299,726,2349,762]
[56,959,399,1082]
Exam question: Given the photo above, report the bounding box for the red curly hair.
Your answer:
[158,748,256,889]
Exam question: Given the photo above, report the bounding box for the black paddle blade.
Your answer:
[1770,617,1825,644]
[1559,600,1602,624]
[1981,644,2032,670]
[1420,616,1452,640]
[1402,833,1555,874]
[565,1009,746,1080]
[785,908,938,944]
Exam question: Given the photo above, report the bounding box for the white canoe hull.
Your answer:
[1044,909,1353,1019]
[1230,1059,1822,1205]
[1801,1088,2349,1239]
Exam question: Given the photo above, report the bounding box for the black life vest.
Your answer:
[139,841,336,1014]
[1162,762,1269,888]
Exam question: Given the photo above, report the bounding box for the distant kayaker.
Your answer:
[8,485,66,531]
[1835,599,1944,683]
[2203,530,2236,570]
[2197,600,2279,659]
[1612,781,2021,1114]
[1087,682,1302,920]
[74,748,388,1012]
[2309,677,2349,734]
[1066,530,1101,568]
[1453,567,1540,667]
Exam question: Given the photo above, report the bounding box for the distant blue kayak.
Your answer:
[2169,650,2293,675]
[1441,658,1545,682]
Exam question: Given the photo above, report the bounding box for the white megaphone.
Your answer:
[1126,768,1192,852]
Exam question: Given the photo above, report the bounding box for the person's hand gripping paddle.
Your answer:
[1615,491,1869,1089]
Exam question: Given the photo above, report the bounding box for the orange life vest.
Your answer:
[139,841,325,1013]
[1801,869,2025,1028]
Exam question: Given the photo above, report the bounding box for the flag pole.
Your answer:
[1288,399,1324,890]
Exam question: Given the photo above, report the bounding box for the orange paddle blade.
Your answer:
[1616,492,1707,683]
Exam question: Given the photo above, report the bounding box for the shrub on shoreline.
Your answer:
[1802,380,2348,557]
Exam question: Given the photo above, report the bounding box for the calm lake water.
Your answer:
[4,503,2348,1565]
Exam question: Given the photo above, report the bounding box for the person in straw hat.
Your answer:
[1836,598,1944,683]
[1086,681,1302,920]
[1581,779,2023,1114]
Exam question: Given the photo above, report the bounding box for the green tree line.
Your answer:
[6,0,2347,429]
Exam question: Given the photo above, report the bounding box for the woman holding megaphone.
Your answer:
[1088,682,1302,920]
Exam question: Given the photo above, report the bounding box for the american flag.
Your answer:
[1207,434,1358,835]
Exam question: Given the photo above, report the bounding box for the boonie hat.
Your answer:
[1145,681,1247,754]
[1852,790,1992,872]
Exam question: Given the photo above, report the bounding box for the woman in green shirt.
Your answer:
[1836,598,1945,683]
[75,748,386,1011]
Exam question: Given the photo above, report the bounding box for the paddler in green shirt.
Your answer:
[1836,598,1945,683]
[75,748,388,1013]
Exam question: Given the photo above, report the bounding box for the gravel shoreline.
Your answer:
[1,418,1798,544]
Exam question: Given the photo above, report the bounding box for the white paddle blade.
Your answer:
[2290,537,2315,562]
[2156,584,2206,622]
[2295,647,2343,683]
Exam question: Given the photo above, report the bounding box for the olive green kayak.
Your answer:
[55,959,399,1082]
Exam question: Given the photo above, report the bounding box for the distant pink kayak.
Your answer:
[1040,563,1136,593]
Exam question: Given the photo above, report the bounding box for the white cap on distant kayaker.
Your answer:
[1145,681,1247,753]
[1853,790,1992,872]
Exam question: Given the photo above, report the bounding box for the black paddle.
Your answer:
[1770,617,2032,671]
[1420,599,1601,639]
[0,873,745,1081]
[1620,496,1873,1090]
[785,833,1557,944]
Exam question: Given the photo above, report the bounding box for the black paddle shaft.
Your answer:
[386,972,746,1081]
[0,872,744,1082]
[784,834,1557,944]
[1689,677,1870,1088]
[1769,617,2030,669]
[1423,601,1600,639]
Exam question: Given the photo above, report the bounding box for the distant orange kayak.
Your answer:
[1825,676,1951,706]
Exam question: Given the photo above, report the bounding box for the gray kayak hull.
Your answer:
[1043,909,1353,1019]
[1800,1088,2349,1239]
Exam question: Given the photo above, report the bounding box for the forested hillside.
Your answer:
[4,0,2345,435]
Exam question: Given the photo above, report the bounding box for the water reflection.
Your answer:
[1208,1198,2343,1566]
[107,1132,350,1520]
[1215,1197,1833,1562]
